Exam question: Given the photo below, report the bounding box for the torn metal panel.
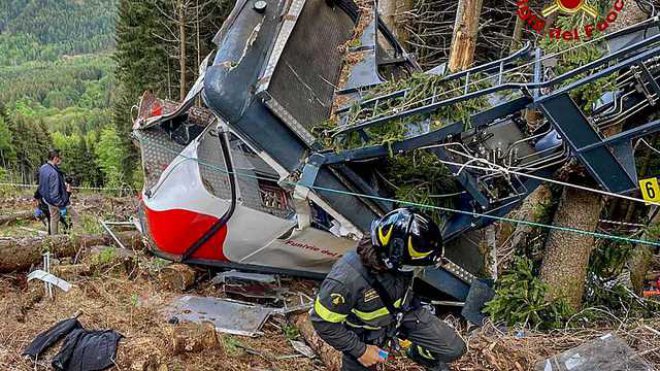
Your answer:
[166,295,274,337]
[213,270,284,302]
[27,270,71,293]
[535,333,651,371]
[290,340,316,359]
[223,283,284,302]
[211,270,279,285]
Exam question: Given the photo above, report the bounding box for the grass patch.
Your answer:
[221,335,243,357]
[282,324,300,341]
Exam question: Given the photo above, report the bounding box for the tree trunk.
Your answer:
[178,0,187,101]
[540,188,602,309]
[378,0,412,43]
[628,210,660,294]
[497,185,553,270]
[378,0,397,35]
[289,312,342,371]
[0,231,143,272]
[0,210,34,225]
[448,0,484,72]
[509,15,524,54]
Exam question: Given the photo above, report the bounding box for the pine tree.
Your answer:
[113,0,172,186]
[0,104,16,169]
[95,125,127,188]
[112,0,232,188]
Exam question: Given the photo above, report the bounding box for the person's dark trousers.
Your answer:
[340,307,466,371]
[342,352,374,371]
[399,306,466,368]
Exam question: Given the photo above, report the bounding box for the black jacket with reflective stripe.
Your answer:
[310,247,410,358]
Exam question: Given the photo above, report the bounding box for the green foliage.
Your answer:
[645,222,660,241]
[0,0,117,188]
[320,72,491,225]
[0,114,16,167]
[0,55,115,113]
[112,0,232,188]
[282,324,300,341]
[4,111,53,183]
[50,130,104,187]
[336,72,490,149]
[78,213,103,235]
[384,151,460,223]
[0,0,117,65]
[583,240,660,318]
[540,14,616,113]
[151,257,171,271]
[485,257,574,330]
[130,293,139,307]
[1,0,233,191]
[221,335,243,356]
[94,247,118,266]
[589,241,634,279]
[95,125,127,189]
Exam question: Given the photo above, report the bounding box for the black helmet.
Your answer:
[370,208,443,271]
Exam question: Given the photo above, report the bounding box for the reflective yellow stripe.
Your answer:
[378,225,393,246]
[345,320,382,330]
[408,236,432,260]
[417,345,435,360]
[351,299,402,322]
[314,298,348,323]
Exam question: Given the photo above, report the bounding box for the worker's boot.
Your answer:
[407,346,450,371]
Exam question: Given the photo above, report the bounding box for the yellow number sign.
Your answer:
[639,177,660,203]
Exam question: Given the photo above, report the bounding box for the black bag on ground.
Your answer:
[51,329,123,371]
[22,318,82,360]
[22,316,122,371]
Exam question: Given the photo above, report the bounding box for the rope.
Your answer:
[428,156,660,207]
[143,139,660,248]
[639,138,660,156]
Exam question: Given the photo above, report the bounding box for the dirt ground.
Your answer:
[0,190,326,371]
[0,266,328,371]
[1,190,659,371]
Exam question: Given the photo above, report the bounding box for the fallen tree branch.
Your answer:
[288,312,342,371]
[0,210,34,226]
[0,231,144,272]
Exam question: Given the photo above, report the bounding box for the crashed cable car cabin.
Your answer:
[132,0,660,302]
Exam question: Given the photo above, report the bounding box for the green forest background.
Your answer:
[0,0,230,190]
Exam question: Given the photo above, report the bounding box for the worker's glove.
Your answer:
[34,208,44,219]
[59,207,68,218]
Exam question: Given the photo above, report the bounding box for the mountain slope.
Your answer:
[0,0,117,65]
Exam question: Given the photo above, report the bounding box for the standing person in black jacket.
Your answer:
[311,208,466,371]
[37,149,77,235]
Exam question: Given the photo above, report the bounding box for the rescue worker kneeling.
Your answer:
[311,208,466,370]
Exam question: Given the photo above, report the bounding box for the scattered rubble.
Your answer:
[0,193,659,370]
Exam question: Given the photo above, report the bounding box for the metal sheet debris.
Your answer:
[290,340,316,359]
[535,333,652,371]
[166,295,275,337]
[211,270,279,285]
[27,270,71,293]
[212,270,284,302]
